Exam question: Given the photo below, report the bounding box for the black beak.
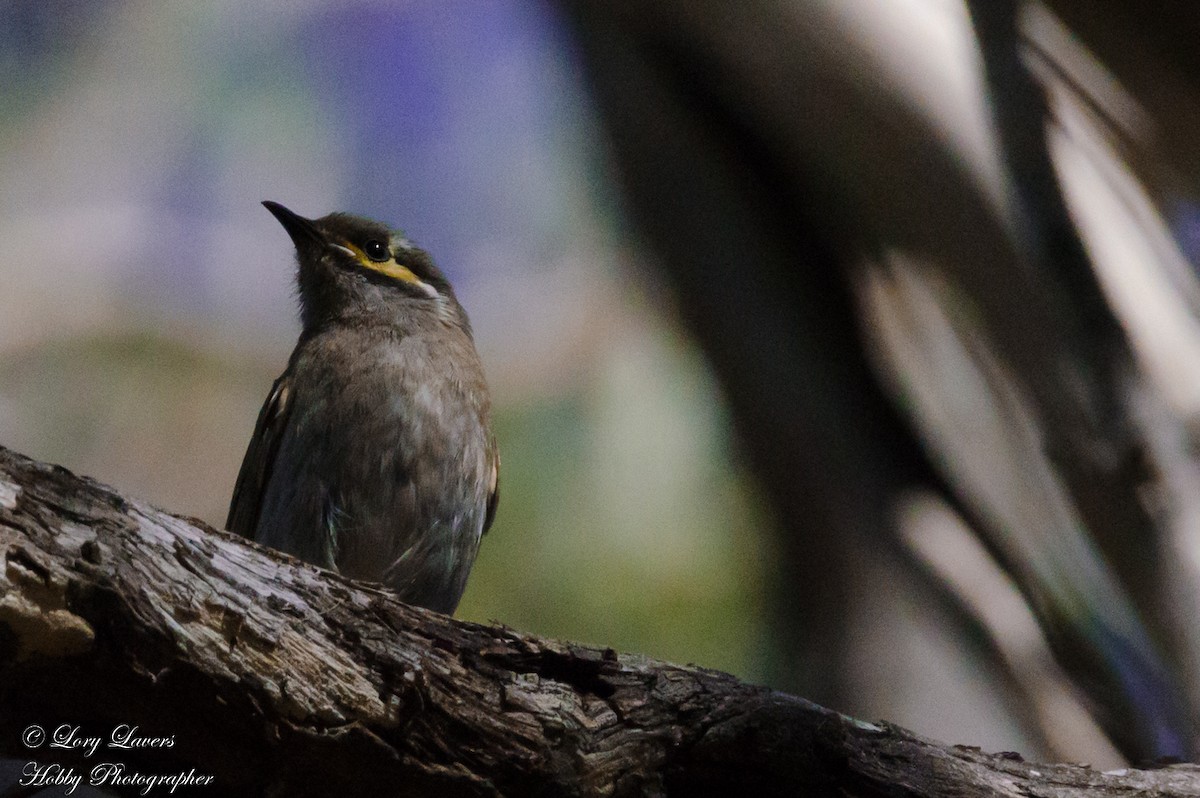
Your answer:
[262,201,325,248]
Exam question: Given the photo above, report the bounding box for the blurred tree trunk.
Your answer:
[557,0,1198,762]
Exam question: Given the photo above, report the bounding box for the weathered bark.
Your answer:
[0,444,1196,797]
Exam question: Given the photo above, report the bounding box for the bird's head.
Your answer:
[262,201,461,333]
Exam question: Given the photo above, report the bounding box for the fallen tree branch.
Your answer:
[0,445,1196,797]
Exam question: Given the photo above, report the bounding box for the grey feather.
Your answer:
[227,204,497,614]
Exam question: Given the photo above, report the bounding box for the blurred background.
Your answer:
[5,0,1200,778]
[0,0,774,719]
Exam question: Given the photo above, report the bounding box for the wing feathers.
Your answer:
[226,373,293,538]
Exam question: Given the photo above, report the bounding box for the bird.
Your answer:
[226,201,498,614]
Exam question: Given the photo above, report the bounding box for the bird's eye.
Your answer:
[363,240,390,262]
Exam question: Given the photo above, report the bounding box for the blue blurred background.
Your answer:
[19,0,1198,771]
[0,1,772,681]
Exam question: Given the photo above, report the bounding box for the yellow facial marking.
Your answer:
[340,241,427,287]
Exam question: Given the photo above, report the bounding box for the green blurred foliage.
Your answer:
[0,306,776,681]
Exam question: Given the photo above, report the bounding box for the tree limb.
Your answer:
[0,444,1196,796]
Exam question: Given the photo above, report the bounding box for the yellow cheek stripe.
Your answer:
[341,241,426,287]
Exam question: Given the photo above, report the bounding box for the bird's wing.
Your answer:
[226,372,294,538]
[482,441,500,536]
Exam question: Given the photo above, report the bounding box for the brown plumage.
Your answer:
[227,202,497,614]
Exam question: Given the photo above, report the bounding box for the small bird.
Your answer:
[227,201,498,614]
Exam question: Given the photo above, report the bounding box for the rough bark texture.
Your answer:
[0,444,1196,797]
